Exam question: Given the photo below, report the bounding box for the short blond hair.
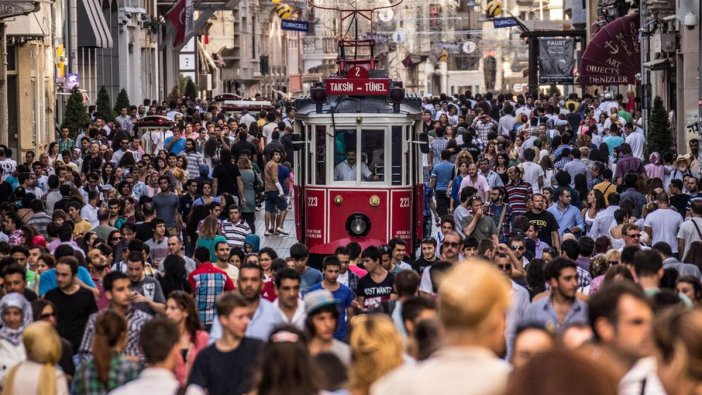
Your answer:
[438,260,511,330]
[349,314,404,394]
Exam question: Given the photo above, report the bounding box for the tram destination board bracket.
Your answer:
[325,78,391,96]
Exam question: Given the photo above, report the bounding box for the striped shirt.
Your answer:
[26,212,52,238]
[221,219,251,249]
[183,150,204,180]
[505,180,532,216]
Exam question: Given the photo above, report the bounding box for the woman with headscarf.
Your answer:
[645,152,666,181]
[0,293,32,387]
[1,321,68,395]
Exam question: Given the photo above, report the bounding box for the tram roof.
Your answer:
[293,94,423,119]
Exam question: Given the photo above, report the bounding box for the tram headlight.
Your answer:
[346,213,371,237]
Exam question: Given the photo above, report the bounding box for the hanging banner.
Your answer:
[538,38,575,84]
[579,13,640,86]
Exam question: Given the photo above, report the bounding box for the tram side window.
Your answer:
[315,125,327,184]
[333,129,359,182]
[391,126,402,185]
[361,129,384,182]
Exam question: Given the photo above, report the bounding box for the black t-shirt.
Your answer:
[231,141,258,162]
[212,164,241,195]
[671,193,691,216]
[44,287,98,354]
[357,272,395,310]
[22,288,37,302]
[0,181,12,204]
[524,210,559,247]
[411,257,437,275]
[135,220,154,243]
[188,337,263,395]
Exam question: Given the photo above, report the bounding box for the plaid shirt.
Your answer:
[487,203,513,242]
[429,136,449,166]
[79,308,152,361]
[187,263,236,327]
[341,270,361,294]
[471,119,497,142]
[58,137,75,153]
[554,156,569,171]
[71,351,140,395]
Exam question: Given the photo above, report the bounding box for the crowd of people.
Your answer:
[0,88,698,395]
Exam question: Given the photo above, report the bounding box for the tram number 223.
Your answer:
[399,197,410,208]
[307,197,319,207]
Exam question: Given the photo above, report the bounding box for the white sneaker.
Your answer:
[264,229,274,236]
[276,227,289,236]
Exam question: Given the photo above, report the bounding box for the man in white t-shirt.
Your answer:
[261,112,278,143]
[677,198,702,258]
[521,147,544,194]
[624,123,645,161]
[644,192,683,256]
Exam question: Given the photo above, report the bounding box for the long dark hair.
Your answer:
[93,310,128,385]
[255,325,319,395]
[167,291,201,341]
[160,255,192,296]
[683,241,702,271]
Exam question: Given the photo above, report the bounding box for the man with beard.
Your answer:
[411,238,438,275]
[522,258,588,334]
[524,193,560,252]
[209,263,282,342]
[589,282,664,394]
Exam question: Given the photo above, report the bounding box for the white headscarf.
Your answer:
[0,292,32,346]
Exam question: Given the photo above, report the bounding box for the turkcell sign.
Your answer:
[493,17,518,28]
[326,78,390,96]
[281,19,309,32]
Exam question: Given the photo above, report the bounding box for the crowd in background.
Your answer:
[0,88,697,395]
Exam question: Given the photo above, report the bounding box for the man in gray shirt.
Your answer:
[152,175,180,235]
[126,251,166,315]
[562,148,589,188]
[653,242,702,280]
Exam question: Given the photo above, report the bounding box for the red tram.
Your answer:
[291,0,423,255]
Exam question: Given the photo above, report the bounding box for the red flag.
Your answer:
[165,0,186,47]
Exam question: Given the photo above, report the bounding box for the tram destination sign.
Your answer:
[325,78,390,96]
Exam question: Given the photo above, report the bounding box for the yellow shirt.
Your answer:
[73,220,93,238]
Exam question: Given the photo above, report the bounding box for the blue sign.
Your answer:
[281,19,309,33]
[493,17,518,28]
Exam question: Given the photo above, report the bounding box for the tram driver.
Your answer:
[334,150,380,181]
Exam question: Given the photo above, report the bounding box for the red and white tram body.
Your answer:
[292,80,424,255]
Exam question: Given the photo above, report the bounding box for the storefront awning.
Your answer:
[77,0,113,48]
[579,13,640,86]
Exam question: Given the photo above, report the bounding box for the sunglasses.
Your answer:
[40,312,56,320]
[443,242,461,248]
[608,261,619,265]
[497,264,511,270]
[511,245,525,250]
[626,233,641,238]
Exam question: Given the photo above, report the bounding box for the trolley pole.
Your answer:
[0,22,7,147]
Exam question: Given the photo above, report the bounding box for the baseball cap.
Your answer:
[304,290,338,315]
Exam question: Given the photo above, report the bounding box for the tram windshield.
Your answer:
[333,129,384,182]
